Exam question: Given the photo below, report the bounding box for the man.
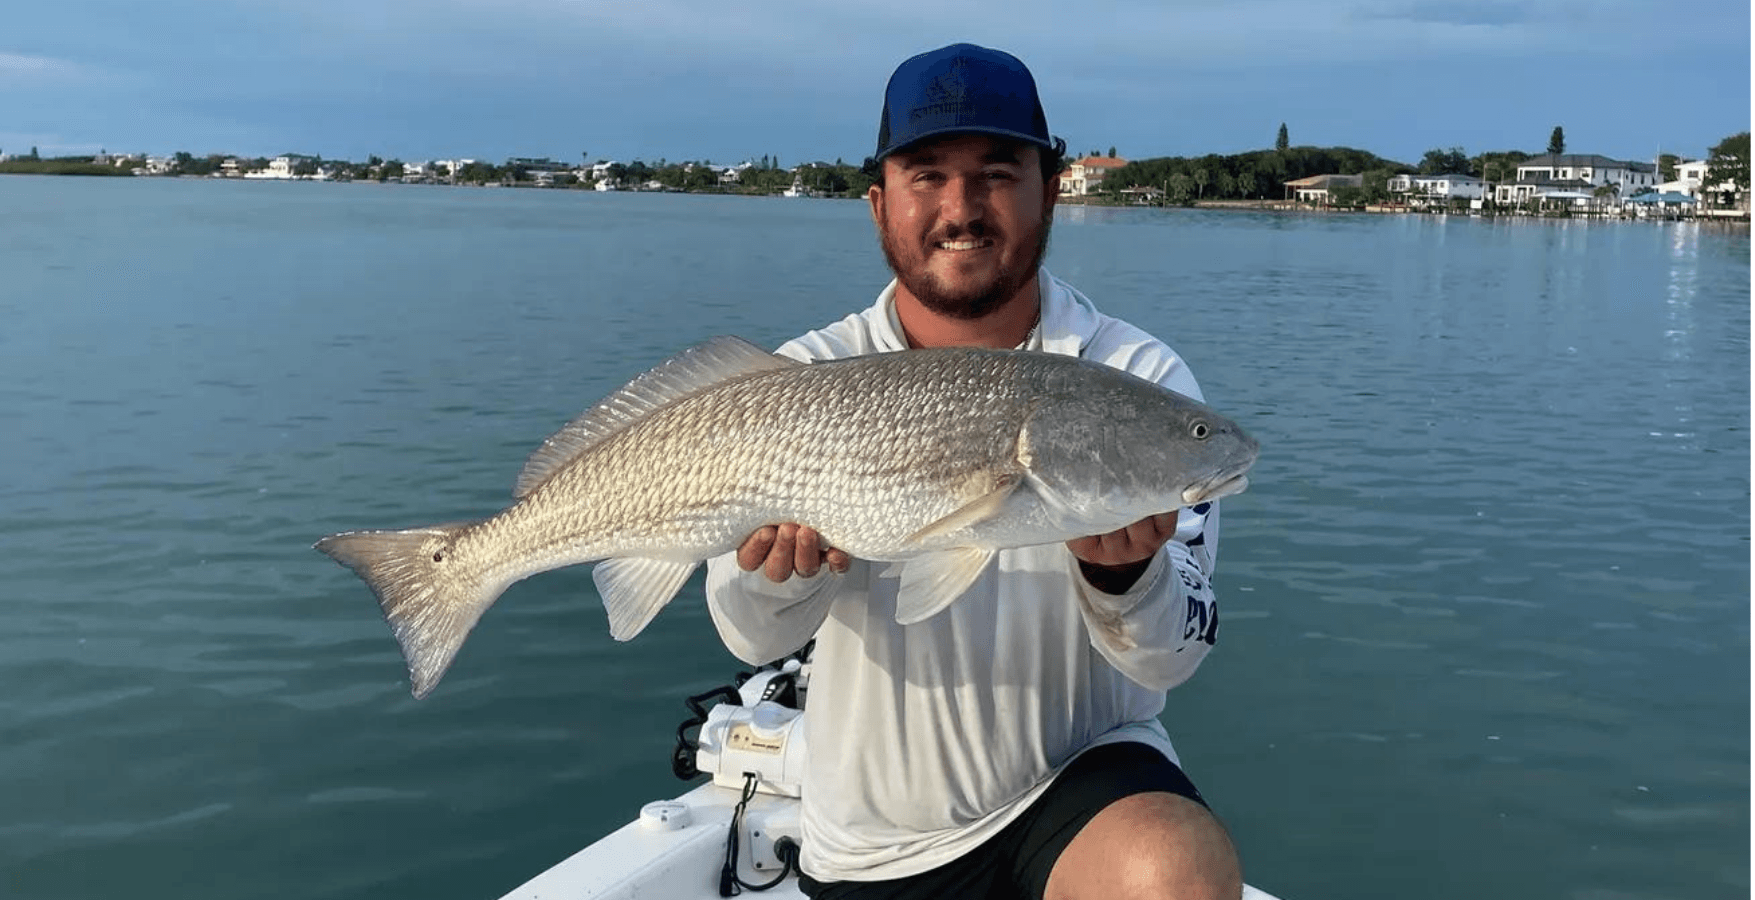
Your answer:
[703,43,1241,900]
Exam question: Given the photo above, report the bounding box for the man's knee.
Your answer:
[1048,792,1241,900]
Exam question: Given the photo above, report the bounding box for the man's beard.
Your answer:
[878,212,1054,321]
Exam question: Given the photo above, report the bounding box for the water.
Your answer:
[0,177,1746,899]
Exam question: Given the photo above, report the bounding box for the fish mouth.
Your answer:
[1181,467,1253,506]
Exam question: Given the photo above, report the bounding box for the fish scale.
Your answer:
[316,336,1257,698]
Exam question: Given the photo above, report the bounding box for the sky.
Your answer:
[3,0,1750,168]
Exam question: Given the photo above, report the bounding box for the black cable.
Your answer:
[719,773,798,896]
[673,685,744,781]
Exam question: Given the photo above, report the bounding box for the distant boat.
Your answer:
[781,175,811,198]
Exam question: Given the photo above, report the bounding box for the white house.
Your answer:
[1494,154,1656,204]
[1388,172,1486,205]
[1657,158,1742,207]
[719,161,754,184]
[244,154,320,179]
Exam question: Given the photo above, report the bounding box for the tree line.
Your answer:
[6,126,1746,207]
[1096,145,1412,204]
[1092,123,1751,208]
[0,148,883,198]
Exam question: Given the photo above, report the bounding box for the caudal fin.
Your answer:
[314,523,496,699]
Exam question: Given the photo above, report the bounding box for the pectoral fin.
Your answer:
[905,477,1021,544]
[593,557,699,641]
[893,547,996,625]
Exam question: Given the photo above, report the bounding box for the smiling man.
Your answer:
[704,44,1242,900]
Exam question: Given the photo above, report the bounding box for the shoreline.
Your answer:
[6,170,1746,222]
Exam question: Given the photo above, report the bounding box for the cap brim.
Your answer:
[876,125,1056,161]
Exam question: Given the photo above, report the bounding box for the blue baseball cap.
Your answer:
[872,43,1059,163]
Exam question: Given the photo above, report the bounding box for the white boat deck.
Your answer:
[502,782,805,900]
[500,781,1282,900]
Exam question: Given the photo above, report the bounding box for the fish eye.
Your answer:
[1190,421,1211,441]
[432,550,445,563]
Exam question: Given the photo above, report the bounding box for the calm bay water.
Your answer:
[0,176,1746,899]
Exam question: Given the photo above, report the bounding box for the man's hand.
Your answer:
[1066,511,1178,594]
[737,523,852,584]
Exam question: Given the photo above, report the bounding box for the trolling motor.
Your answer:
[671,644,814,896]
[673,642,811,797]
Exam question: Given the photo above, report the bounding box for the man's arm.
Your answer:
[1068,511,1178,594]
[1067,501,1223,692]
[703,525,848,665]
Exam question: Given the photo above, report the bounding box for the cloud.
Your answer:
[0,52,86,78]
[1358,0,1530,26]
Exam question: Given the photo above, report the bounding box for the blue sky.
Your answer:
[3,0,1749,167]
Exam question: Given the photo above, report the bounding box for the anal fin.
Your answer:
[593,557,699,641]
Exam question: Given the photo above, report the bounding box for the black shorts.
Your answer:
[797,741,1209,900]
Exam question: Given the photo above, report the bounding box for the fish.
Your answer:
[315,336,1258,698]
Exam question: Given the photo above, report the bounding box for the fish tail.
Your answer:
[314,523,495,699]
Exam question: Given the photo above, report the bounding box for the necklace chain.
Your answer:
[1015,308,1042,350]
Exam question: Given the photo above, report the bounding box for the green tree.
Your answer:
[1275,123,1289,152]
[456,160,498,184]
[1419,146,1469,175]
[1705,131,1750,207]
[1474,150,1531,184]
[1107,146,1117,158]
[1193,167,1209,199]
[1166,173,1195,205]
[1658,153,1680,182]
[1329,185,1363,207]
[1548,126,1565,155]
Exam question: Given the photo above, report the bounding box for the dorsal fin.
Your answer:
[514,336,801,498]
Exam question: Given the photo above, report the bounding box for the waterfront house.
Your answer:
[508,157,569,173]
[719,162,754,185]
[1387,172,1485,207]
[1284,173,1362,204]
[1493,153,1656,205]
[242,154,320,179]
[1059,156,1127,196]
[1660,159,1745,209]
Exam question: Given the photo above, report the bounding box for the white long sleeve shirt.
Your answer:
[703,268,1224,883]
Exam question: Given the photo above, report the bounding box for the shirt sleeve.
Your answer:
[1072,500,1222,692]
[1070,322,1225,691]
[703,554,842,665]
